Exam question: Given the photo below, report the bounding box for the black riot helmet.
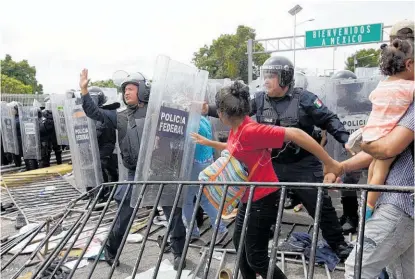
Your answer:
[8,101,20,116]
[261,56,295,88]
[331,70,357,80]
[120,72,151,105]
[331,70,362,95]
[88,86,107,107]
[65,89,76,99]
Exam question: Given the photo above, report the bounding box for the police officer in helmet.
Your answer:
[79,69,187,270]
[39,96,63,168]
[205,56,352,259]
[87,86,119,202]
[329,70,371,235]
[331,70,372,114]
[7,102,23,167]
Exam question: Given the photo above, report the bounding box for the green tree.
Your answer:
[1,54,43,94]
[1,74,33,94]
[345,48,381,73]
[192,25,270,83]
[90,79,118,88]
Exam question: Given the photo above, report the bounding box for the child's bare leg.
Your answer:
[367,159,375,184]
[368,157,396,185]
[367,157,396,210]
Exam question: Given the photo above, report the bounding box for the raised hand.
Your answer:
[79,69,90,93]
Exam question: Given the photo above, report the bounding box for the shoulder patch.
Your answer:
[313,98,323,108]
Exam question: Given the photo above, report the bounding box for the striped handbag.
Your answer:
[198,149,260,215]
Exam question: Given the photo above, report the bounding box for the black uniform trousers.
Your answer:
[233,191,287,279]
[274,162,345,250]
[101,154,119,183]
[106,175,186,259]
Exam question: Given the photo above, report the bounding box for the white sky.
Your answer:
[1,0,414,93]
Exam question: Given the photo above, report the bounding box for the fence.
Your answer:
[0,94,50,107]
[0,180,412,279]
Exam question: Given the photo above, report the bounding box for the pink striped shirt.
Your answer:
[363,79,414,142]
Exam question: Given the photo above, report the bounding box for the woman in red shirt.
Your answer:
[192,81,341,279]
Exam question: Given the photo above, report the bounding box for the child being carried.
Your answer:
[347,39,414,217]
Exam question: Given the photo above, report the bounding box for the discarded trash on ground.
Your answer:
[124,259,200,279]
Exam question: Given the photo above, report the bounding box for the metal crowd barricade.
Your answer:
[0,181,412,279]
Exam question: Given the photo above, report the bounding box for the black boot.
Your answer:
[13,154,22,167]
[55,152,62,165]
[334,241,353,261]
[340,197,358,234]
[174,256,186,271]
[104,245,120,267]
[196,206,205,227]
[39,158,51,168]
[284,191,300,209]
[24,159,38,171]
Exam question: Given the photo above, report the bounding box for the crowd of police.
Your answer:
[0,93,118,189]
[1,19,413,279]
[1,98,63,170]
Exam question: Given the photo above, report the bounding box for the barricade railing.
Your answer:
[1,181,412,279]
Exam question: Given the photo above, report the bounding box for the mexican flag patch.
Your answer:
[313,98,323,108]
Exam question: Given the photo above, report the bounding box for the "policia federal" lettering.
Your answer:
[158,112,186,135]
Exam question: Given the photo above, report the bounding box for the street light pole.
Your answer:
[293,13,297,67]
[288,4,303,68]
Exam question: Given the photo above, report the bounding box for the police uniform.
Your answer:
[256,87,351,252]
[39,108,62,168]
[329,71,373,234]
[208,57,352,259]
[81,74,186,268]
[96,120,118,183]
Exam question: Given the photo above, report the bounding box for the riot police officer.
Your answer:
[1,136,9,165]
[6,102,23,167]
[328,70,372,234]
[79,69,186,270]
[87,86,119,201]
[39,97,63,168]
[22,105,41,171]
[205,56,352,259]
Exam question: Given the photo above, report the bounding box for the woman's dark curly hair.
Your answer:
[215,80,250,118]
[380,39,414,76]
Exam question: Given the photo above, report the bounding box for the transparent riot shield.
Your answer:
[1,102,19,155]
[324,77,382,182]
[206,79,232,158]
[64,98,103,192]
[100,88,118,105]
[115,129,128,182]
[301,75,331,145]
[50,94,69,146]
[18,106,41,160]
[132,55,208,207]
[303,75,330,104]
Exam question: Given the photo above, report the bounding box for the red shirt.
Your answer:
[226,116,286,202]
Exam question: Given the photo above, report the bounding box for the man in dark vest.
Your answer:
[205,56,352,260]
[79,70,186,270]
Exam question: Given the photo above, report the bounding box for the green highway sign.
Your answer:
[305,23,383,48]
